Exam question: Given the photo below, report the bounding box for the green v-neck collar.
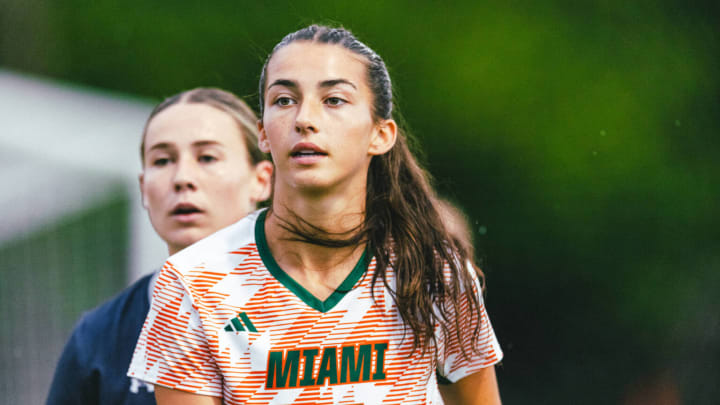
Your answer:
[255,209,369,313]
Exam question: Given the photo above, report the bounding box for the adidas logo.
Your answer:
[224,312,258,333]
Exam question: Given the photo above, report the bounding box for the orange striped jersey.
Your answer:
[128,209,502,404]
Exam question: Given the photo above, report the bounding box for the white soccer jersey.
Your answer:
[128,209,502,404]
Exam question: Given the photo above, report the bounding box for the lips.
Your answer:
[170,202,203,216]
[290,142,328,158]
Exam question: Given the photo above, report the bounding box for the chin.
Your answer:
[168,230,207,251]
[290,176,334,192]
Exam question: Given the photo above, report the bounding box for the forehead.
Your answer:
[145,103,244,148]
[265,42,368,89]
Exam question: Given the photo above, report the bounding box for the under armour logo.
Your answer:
[129,377,155,394]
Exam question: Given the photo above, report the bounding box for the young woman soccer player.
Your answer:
[128,26,503,404]
[46,88,272,405]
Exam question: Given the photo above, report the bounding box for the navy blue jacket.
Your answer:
[46,273,156,405]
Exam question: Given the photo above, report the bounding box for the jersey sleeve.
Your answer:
[127,262,222,396]
[436,262,503,383]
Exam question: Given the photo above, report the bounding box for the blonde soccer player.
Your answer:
[47,88,272,405]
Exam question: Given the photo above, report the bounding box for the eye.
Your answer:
[198,154,218,163]
[274,96,296,106]
[152,157,170,167]
[325,97,347,107]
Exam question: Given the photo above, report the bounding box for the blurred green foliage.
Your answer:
[2,1,718,403]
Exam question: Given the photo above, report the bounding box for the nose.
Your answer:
[295,100,319,134]
[173,156,197,192]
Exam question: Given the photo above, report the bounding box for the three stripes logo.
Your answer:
[224,312,258,333]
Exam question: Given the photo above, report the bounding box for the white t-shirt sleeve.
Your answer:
[127,262,223,396]
[437,262,503,383]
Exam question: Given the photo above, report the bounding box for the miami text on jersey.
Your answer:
[266,341,389,389]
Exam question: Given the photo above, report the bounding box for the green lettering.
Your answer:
[315,347,338,386]
[340,344,371,383]
[266,350,300,388]
[299,348,319,386]
[372,342,388,380]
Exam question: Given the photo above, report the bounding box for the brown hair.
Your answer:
[140,87,265,166]
[260,25,487,358]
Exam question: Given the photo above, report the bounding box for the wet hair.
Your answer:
[140,87,266,166]
[259,25,487,358]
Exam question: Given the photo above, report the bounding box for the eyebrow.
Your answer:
[147,142,173,153]
[267,78,357,91]
[319,79,357,90]
[192,140,223,148]
[268,79,297,90]
[147,140,222,152]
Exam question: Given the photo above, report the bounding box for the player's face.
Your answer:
[259,42,396,197]
[140,103,269,255]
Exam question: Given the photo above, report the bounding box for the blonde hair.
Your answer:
[140,87,265,165]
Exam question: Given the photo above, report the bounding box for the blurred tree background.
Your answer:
[2,0,718,403]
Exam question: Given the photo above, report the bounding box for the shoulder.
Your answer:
[168,209,262,271]
[159,210,263,298]
[59,271,154,368]
[74,272,154,336]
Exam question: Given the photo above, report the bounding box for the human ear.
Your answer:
[368,118,398,156]
[138,173,148,209]
[251,161,274,203]
[257,120,271,153]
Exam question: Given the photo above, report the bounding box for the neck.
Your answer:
[167,244,182,256]
[263,184,368,299]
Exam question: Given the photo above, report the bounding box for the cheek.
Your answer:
[335,107,374,133]
[142,180,169,223]
[207,175,250,203]
[332,118,375,149]
[264,113,292,141]
[142,175,165,204]
[208,181,252,220]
